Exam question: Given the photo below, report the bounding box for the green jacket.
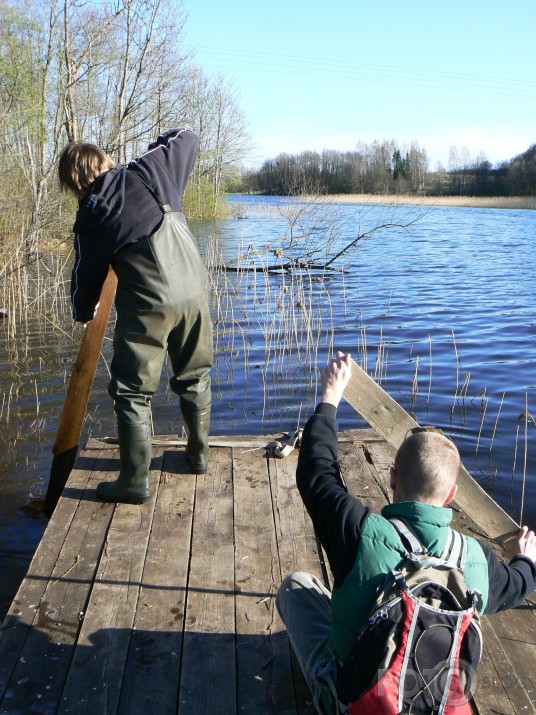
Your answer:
[328,500,488,660]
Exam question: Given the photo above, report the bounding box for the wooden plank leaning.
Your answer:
[44,267,117,517]
[343,358,519,541]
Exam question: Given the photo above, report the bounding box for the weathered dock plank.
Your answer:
[180,446,236,714]
[120,449,196,715]
[57,448,165,715]
[269,453,320,714]
[0,431,534,715]
[0,451,114,712]
[269,452,322,585]
[341,438,393,511]
[233,444,295,714]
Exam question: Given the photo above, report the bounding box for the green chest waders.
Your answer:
[97,194,213,503]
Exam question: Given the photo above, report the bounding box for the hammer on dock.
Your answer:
[43,268,117,517]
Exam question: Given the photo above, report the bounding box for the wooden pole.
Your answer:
[343,358,519,540]
[44,268,117,517]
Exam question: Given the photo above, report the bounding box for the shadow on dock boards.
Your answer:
[0,442,317,714]
[1,610,534,714]
[0,616,314,714]
[1,430,534,714]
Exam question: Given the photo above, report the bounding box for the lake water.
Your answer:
[0,196,535,619]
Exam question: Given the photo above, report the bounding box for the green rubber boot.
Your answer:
[97,422,151,504]
[180,394,211,474]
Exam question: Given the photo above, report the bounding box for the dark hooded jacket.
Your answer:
[71,128,199,323]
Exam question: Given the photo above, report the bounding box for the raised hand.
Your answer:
[320,352,352,407]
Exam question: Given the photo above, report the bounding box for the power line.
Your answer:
[198,45,536,90]
[195,45,536,100]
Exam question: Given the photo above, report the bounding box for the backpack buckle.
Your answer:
[392,569,409,593]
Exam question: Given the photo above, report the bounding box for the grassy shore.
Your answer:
[316,194,536,210]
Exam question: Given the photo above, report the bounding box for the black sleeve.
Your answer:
[130,128,199,209]
[297,403,371,589]
[480,541,536,613]
[71,231,112,323]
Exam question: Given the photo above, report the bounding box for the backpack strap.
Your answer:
[440,528,468,569]
[388,517,427,555]
[390,518,468,569]
[440,527,456,560]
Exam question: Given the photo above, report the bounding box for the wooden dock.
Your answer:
[0,430,534,714]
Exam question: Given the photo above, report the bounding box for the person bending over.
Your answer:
[58,129,212,503]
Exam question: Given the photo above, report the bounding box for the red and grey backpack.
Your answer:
[334,518,483,715]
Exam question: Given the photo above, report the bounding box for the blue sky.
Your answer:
[183,1,536,168]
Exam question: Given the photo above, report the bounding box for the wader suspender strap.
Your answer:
[132,169,171,215]
[389,517,467,568]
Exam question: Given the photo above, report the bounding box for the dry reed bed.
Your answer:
[0,214,532,522]
[205,224,531,523]
[0,248,72,339]
[316,194,536,210]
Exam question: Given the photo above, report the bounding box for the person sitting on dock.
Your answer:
[277,352,536,714]
[58,128,212,504]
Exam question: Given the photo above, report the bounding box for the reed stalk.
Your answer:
[460,373,470,400]
[450,328,459,415]
[35,379,40,417]
[411,355,419,411]
[475,388,488,460]
[488,391,505,458]
[374,327,386,384]
[359,326,368,373]
[426,334,432,408]
[520,393,529,524]
[511,424,519,514]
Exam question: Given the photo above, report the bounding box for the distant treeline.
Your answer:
[235,140,536,197]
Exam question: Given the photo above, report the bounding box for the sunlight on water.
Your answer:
[0,197,534,617]
[202,197,536,528]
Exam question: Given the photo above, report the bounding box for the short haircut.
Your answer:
[58,142,115,197]
[394,431,460,504]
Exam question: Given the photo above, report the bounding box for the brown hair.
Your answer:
[394,431,460,504]
[58,142,115,197]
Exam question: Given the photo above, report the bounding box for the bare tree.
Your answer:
[61,0,125,143]
[0,0,119,255]
[407,142,428,192]
[102,0,189,161]
[180,68,251,217]
[1,0,251,254]
[208,75,251,212]
[0,0,65,257]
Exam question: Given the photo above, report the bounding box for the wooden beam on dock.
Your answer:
[343,358,520,540]
[44,268,118,517]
